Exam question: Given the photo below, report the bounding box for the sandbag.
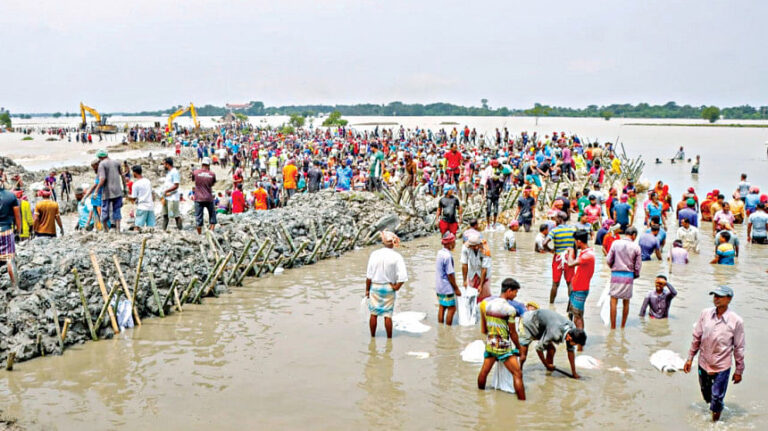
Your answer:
[457,288,478,326]
[114,297,134,331]
[392,311,431,334]
[575,354,601,370]
[597,280,611,326]
[650,349,685,372]
[459,340,515,393]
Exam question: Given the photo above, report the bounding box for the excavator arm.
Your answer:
[167,102,200,131]
[80,102,101,126]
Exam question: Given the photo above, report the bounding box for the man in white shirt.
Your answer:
[676,217,700,254]
[161,157,182,230]
[365,231,408,338]
[128,165,155,229]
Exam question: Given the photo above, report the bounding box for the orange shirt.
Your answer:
[34,199,59,235]
[283,164,298,189]
[253,188,268,210]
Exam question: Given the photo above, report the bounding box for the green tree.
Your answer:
[600,110,613,121]
[234,112,248,121]
[481,98,489,109]
[53,112,62,118]
[0,111,11,128]
[289,113,306,128]
[279,124,295,134]
[701,106,720,123]
[524,103,551,125]
[322,110,348,127]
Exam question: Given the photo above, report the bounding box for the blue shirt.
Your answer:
[749,211,768,238]
[716,243,736,265]
[435,248,456,295]
[677,208,698,227]
[612,202,632,225]
[646,227,666,245]
[745,194,760,210]
[638,233,660,260]
[336,167,352,191]
[0,189,19,231]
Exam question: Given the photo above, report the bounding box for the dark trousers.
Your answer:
[698,367,730,413]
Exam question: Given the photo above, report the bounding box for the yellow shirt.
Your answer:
[19,200,33,238]
[611,158,621,174]
[729,199,746,222]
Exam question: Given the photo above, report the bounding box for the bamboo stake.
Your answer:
[287,240,309,268]
[6,352,15,371]
[226,238,254,285]
[179,276,199,304]
[279,223,296,253]
[72,268,97,341]
[147,271,165,318]
[206,230,220,261]
[307,226,334,264]
[51,303,64,352]
[320,229,337,259]
[61,318,72,341]
[192,258,223,303]
[131,237,148,314]
[173,286,182,312]
[255,242,275,278]
[236,239,271,285]
[199,251,232,300]
[161,278,179,311]
[112,255,142,326]
[271,255,285,274]
[94,282,120,332]
[89,251,120,334]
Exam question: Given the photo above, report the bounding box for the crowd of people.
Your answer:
[1,121,763,421]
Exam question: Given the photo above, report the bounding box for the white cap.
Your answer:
[202,157,212,165]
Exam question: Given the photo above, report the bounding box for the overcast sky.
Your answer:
[2,0,765,113]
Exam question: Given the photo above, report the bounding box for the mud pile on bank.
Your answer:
[0,190,436,364]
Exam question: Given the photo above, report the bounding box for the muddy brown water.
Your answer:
[1,118,768,430]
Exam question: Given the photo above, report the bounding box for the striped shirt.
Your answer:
[480,297,517,355]
[548,224,577,253]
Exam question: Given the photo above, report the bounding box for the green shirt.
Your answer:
[577,196,590,218]
[480,297,517,355]
[369,151,385,178]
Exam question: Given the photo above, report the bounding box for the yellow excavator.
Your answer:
[80,102,118,134]
[167,103,200,131]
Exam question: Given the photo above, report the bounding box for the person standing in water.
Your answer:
[684,286,745,422]
[638,273,677,319]
[566,230,594,343]
[606,227,642,329]
[435,232,461,325]
[365,231,408,338]
[477,278,526,400]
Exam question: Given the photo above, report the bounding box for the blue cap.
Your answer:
[709,286,734,297]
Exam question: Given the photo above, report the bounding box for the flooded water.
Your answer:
[1,117,768,430]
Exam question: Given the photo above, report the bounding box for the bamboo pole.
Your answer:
[199,251,232,300]
[287,240,309,268]
[192,258,223,303]
[206,230,220,261]
[89,251,120,334]
[306,226,334,264]
[279,223,296,253]
[131,237,148,314]
[161,278,179,311]
[61,318,72,341]
[112,255,142,326]
[72,268,97,341]
[94,282,120,332]
[271,255,285,274]
[320,229,337,259]
[173,286,182,312]
[6,352,15,371]
[255,242,275,277]
[179,276,199,304]
[236,238,271,285]
[51,303,64,352]
[147,271,165,318]
[226,238,254,285]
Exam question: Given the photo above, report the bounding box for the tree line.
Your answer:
[8,101,768,122]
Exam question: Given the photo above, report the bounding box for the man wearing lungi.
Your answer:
[0,180,20,286]
[605,227,642,329]
[365,231,408,338]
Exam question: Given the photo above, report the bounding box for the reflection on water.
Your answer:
[1,121,768,429]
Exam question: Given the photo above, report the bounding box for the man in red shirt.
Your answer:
[444,144,463,184]
[231,184,245,214]
[567,230,594,348]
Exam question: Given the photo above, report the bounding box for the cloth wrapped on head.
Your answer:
[381,230,400,247]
